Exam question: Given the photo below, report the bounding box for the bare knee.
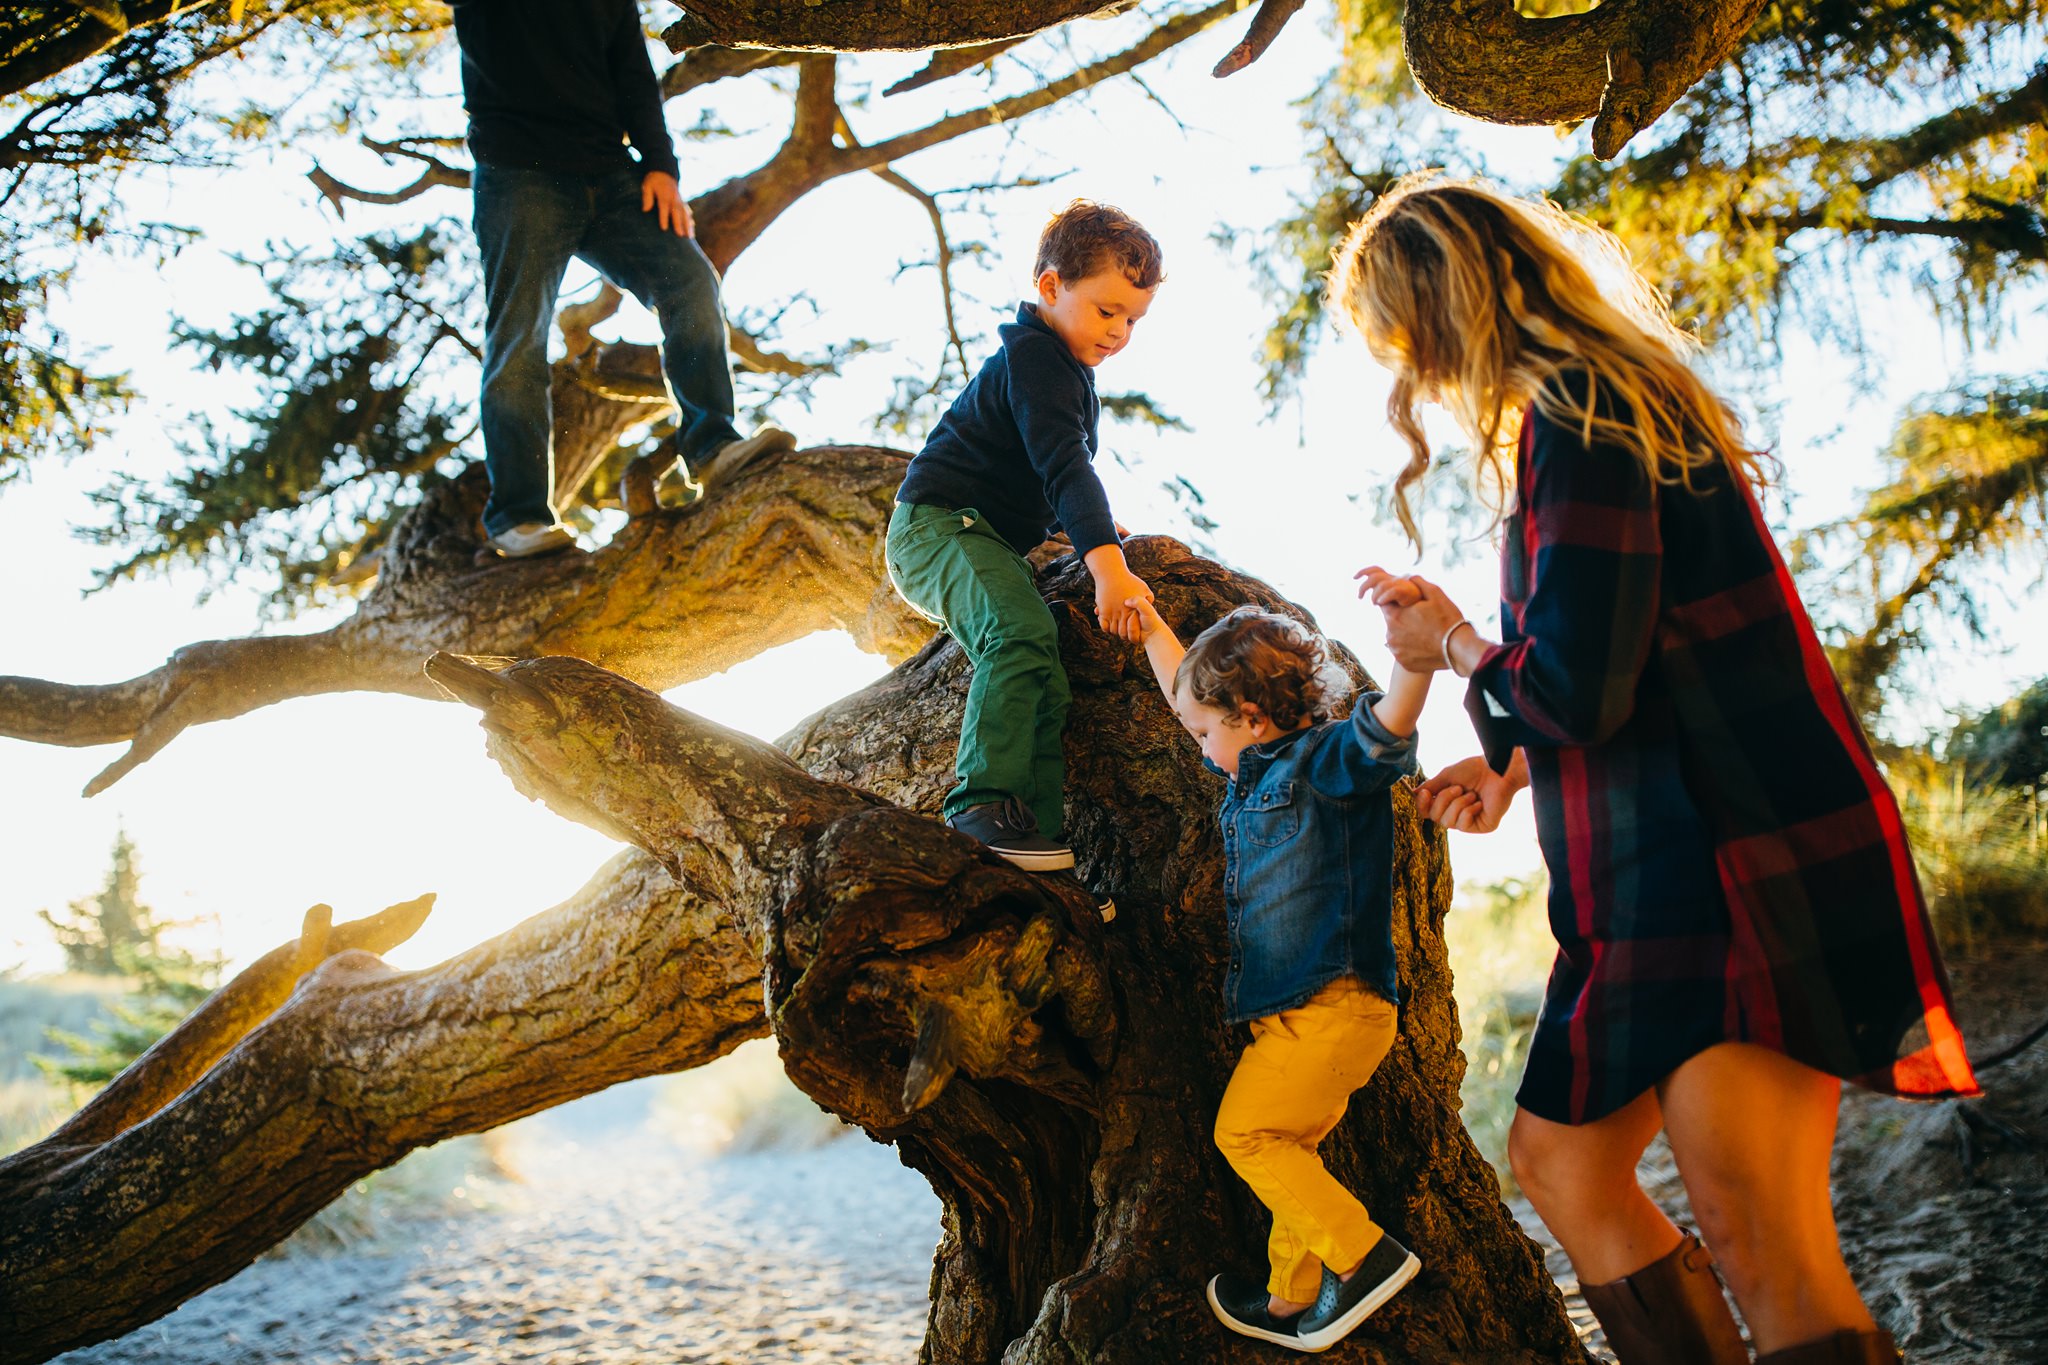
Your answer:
[1508,1109,1640,1216]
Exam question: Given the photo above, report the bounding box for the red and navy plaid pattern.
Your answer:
[1466,393,1979,1124]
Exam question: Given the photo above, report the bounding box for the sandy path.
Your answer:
[55,1086,943,1365]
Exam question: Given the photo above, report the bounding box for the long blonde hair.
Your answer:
[1325,174,1764,549]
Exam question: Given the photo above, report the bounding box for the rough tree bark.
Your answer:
[1401,0,1771,159]
[0,538,1586,1365]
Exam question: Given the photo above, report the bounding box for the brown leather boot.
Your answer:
[1580,1232,1749,1365]
[1754,1329,1901,1364]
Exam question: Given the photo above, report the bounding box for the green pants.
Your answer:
[885,501,1070,837]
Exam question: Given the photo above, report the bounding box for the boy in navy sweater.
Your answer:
[886,201,1160,870]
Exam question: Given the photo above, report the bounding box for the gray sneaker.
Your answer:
[947,797,1074,872]
[1293,1233,1420,1351]
[697,424,797,489]
[1205,1272,1310,1351]
[485,522,576,558]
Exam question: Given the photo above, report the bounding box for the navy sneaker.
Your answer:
[947,797,1074,872]
[1294,1233,1420,1351]
[1206,1272,1313,1351]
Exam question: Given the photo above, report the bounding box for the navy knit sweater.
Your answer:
[450,0,679,180]
[896,304,1120,557]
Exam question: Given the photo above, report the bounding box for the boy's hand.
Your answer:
[1124,594,1166,639]
[1355,565,1422,610]
[1095,566,1152,642]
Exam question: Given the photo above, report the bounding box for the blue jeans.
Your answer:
[472,161,743,535]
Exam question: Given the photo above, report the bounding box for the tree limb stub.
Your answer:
[1211,0,1306,79]
[40,896,433,1153]
[1403,0,1770,159]
[0,448,933,793]
[0,846,768,1364]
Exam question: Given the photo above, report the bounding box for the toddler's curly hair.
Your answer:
[1175,607,1354,730]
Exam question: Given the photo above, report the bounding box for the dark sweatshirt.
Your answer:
[896,304,1120,558]
[450,0,679,180]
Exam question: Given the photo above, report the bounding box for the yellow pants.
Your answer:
[1214,977,1399,1302]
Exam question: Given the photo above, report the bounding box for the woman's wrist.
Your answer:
[1443,620,1492,679]
[1440,619,1474,676]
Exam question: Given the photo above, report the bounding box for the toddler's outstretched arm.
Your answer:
[1371,662,1429,739]
[1355,566,1430,738]
[1126,596,1184,707]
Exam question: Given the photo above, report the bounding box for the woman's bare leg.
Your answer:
[1507,1086,1682,1284]
[1658,1042,1875,1353]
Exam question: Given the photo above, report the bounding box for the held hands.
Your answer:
[1094,564,1153,643]
[1355,565,1468,673]
[1124,593,1166,639]
[1416,754,1525,833]
[641,172,695,237]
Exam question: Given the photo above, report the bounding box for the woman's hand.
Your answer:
[1357,567,1469,673]
[1417,754,1524,833]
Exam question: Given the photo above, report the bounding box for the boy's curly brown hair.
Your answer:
[1035,199,1165,289]
[1174,607,1354,730]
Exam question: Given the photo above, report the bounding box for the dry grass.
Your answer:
[1443,873,1555,1195]
[1890,754,2048,953]
[274,1132,525,1256]
[653,1037,853,1154]
[0,974,125,1154]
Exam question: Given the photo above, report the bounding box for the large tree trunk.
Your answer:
[0,538,1583,1364]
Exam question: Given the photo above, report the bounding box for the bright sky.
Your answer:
[2,6,2042,978]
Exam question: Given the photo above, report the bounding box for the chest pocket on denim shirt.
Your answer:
[1240,780,1301,847]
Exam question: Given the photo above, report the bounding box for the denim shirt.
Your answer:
[1207,695,1419,1024]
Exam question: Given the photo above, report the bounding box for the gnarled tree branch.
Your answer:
[661,0,1129,56]
[1403,0,1771,158]
[0,447,932,793]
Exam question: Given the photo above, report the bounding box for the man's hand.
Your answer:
[1417,753,1526,833]
[642,172,694,238]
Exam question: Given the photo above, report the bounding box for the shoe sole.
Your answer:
[990,846,1076,872]
[701,430,797,488]
[489,536,576,559]
[1205,1276,1323,1353]
[1293,1253,1420,1352]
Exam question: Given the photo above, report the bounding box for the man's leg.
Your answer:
[578,170,743,473]
[473,164,586,536]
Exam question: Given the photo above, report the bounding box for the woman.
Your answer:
[1334,177,1977,1365]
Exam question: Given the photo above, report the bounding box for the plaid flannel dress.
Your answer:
[1465,396,1980,1125]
